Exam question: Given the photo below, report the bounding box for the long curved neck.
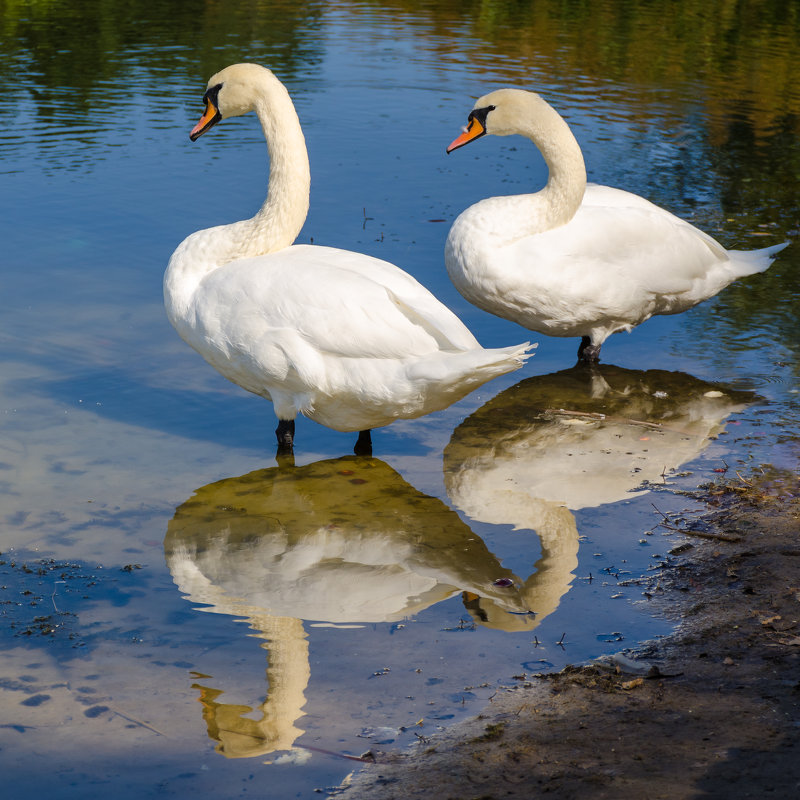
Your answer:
[530,100,587,229]
[477,97,587,239]
[243,85,310,255]
[225,81,311,260]
[165,76,311,321]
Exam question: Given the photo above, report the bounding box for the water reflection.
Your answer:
[189,617,309,760]
[1,1,797,797]
[0,0,326,172]
[164,455,578,757]
[444,364,753,529]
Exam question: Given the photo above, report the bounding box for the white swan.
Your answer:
[445,88,788,362]
[164,65,532,453]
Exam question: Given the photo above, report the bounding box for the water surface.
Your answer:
[1,1,799,797]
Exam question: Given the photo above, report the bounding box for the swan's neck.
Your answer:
[531,105,587,229]
[165,78,310,321]
[234,89,311,258]
[478,99,587,239]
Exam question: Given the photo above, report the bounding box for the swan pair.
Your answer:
[165,64,785,452]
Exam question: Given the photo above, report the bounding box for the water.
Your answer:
[1,1,799,796]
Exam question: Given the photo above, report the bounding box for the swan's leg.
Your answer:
[275,419,295,453]
[354,429,372,457]
[577,336,602,363]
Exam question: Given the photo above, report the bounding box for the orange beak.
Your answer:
[189,98,221,141]
[446,116,486,153]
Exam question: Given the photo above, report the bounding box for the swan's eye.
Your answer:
[447,104,496,153]
[468,104,496,129]
[203,83,223,106]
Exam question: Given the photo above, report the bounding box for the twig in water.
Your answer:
[735,471,754,487]
[51,580,66,612]
[678,528,741,544]
[110,708,167,737]
[651,502,671,522]
[300,744,375,762]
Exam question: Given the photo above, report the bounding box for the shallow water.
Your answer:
[1,1,799,797]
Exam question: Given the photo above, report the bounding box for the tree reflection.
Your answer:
[0,0,326,171]
[0,0,325,94]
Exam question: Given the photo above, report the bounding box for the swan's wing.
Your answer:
[580,185,729,284]
[508,186,729,298]
[193,247,477,363]
[284,246,480,350]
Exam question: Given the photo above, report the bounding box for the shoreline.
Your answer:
[335,470,800,798]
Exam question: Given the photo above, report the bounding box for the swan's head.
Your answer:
[446,88,542,153]
[189,63,276,141]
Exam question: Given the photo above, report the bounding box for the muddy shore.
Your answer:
[336,471,800,799]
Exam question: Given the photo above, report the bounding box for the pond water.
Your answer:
[1,1,799,797]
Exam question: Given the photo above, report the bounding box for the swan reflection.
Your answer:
[164,455,573,758]
[444,364,753,529]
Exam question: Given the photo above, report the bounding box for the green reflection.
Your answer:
[164,455,579,757]
[444,364,753,524]
[0,0,326,171]
[0,0,325,91]
[360,0,800,127]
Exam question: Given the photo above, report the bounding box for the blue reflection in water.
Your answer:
[1,1,799,798]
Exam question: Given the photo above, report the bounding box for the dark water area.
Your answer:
[1,1,799,797]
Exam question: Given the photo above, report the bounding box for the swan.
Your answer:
[164,65,532,454]
[445,88,788,362]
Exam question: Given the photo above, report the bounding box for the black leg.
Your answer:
[275,419,295,455]
[354,429,372,457]
[577,336,601,363]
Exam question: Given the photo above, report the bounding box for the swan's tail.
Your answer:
[313,342,535,431]
[729,241,789,278]
[409,341,536,398]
